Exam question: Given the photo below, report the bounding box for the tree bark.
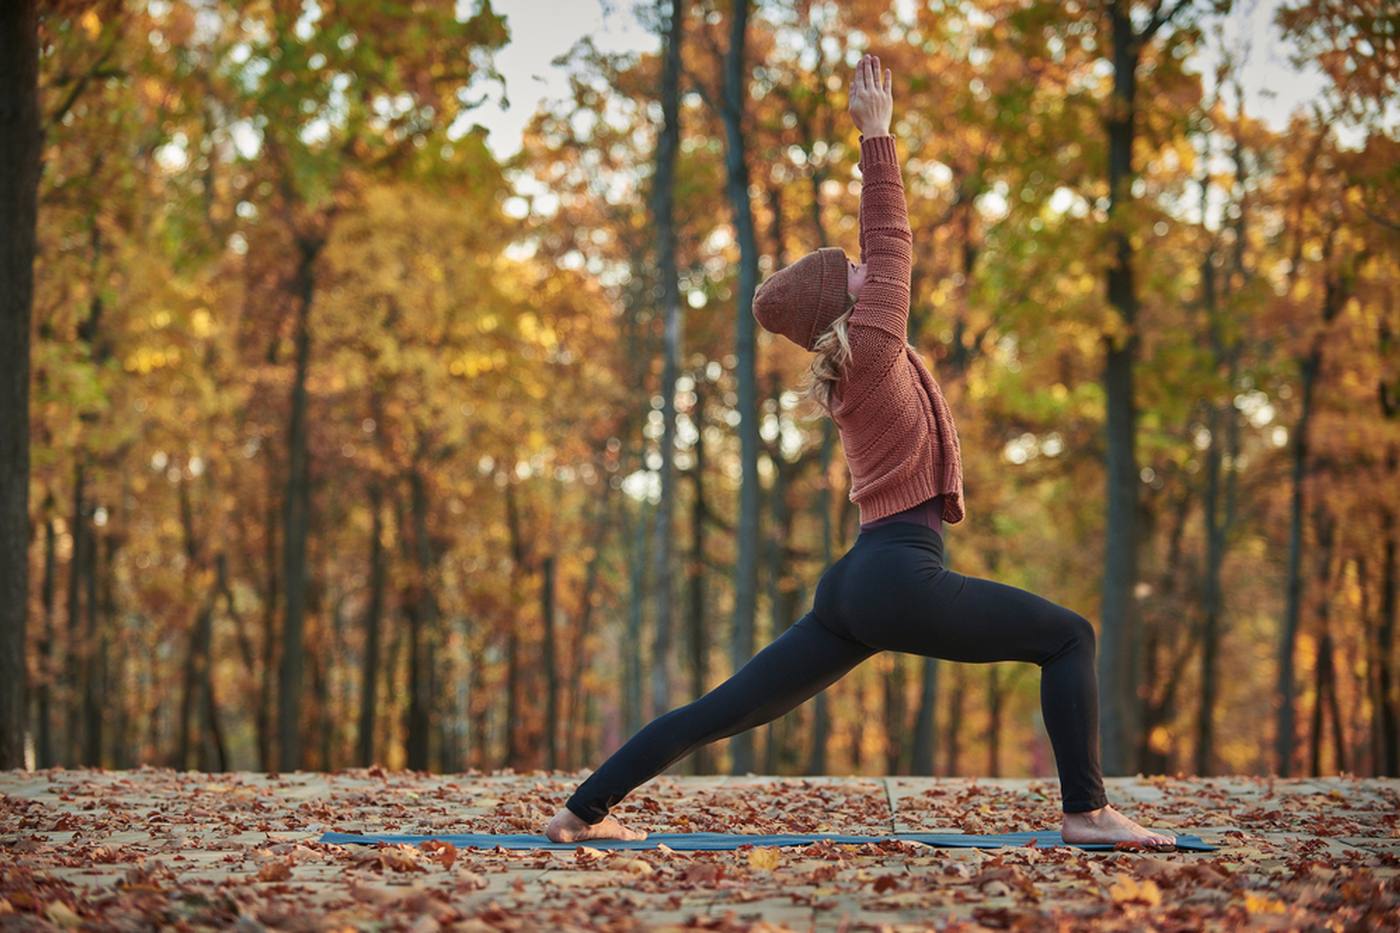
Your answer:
[986,666,1003,777]
[406,466,439,771]
[0,0,39,769]
[910,657,939,775]
[884,658,908,775]
[1375,305,1399,774]
[36,508,56,767]
[64,463,87,764]
[625,482,649,736]
[277,237,321,771]
[686,377,714,772]
[649,0,685,721]
[1099,0,1144,776]
[1277,228,1348,776]
[943,666,964,776]
[1197,105,1250,776]
[542,553,559,769]
[358,478,386,766]
[81,527,103,765]
[566,465,611,768]
[719,0,761,776]
[258,456,279,771]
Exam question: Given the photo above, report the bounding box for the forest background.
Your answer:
[0,0,1395,789]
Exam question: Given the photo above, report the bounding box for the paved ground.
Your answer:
[1,770,1396,930]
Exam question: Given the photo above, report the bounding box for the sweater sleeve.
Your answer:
[849,134,912,343]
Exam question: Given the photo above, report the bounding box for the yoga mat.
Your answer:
[320,829,1217,852]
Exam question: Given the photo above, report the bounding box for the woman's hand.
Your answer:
[848,53,892,137]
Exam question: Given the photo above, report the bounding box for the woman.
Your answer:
[545,54,1176,849]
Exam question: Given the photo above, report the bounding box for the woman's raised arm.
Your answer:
[847,54,912,346]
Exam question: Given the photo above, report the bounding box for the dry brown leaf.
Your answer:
[45,902,82,929]
[256,859,292,882]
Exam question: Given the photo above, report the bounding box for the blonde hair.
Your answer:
[798,291,858,417]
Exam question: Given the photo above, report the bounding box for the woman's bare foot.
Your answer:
[1061,803,1176,848]
[545,806,648,843]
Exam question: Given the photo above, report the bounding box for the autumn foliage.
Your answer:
[7,0,1398,792]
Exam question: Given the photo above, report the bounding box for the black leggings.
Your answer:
[565,521,1109,822]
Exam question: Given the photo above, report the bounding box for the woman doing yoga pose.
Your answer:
[545,54,1176,849]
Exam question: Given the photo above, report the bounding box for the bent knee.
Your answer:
[1065,612,1096,654]
[1043,610,1096,664]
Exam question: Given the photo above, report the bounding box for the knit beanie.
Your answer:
[752,246,849,351]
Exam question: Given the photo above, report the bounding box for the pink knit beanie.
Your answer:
[752,246,849,351]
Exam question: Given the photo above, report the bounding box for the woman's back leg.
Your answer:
[564,611,875,824]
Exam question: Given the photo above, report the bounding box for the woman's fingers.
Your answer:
[853,53,894,106]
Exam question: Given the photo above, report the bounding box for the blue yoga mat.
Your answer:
[320,829,1217,852]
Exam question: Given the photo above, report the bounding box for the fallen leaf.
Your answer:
[1108,873,1162,906]
[747,847,781,871]
[45,902,82,929]
[871,873,900,893]
[421,840,457,869]
[256,860,292,882]
[1244,892,1287,914]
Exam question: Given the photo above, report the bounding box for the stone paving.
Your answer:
[1,769,1396,930]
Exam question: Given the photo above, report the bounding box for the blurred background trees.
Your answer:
[1,0,1395,781]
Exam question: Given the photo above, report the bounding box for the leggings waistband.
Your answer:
[853,519,944,554]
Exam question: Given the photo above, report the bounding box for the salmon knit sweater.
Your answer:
[834,134,966,525]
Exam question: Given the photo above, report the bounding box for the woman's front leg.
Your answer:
[875,569,1175,846]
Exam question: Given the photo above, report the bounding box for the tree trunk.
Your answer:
[1379,494,1399,775]
[177,476,205,769]
[883,658,908,775]
[1099,0,1144,776]
[625,486,649,736]
[1375,301,1399,773]
[943,666,964,776]
[1278,228,1346,776]
[1198,108,1250,776]
[987,666,1003,777]
[258,456,279,771]
[278,237,321,771]
[406,467,438,771]
[762,379,798,773]
[1195,160,1226,775]
[64,463,87,765]
[1308,505,1344,775]
[649,0,684,722]
[719,0,760,776]
[803,96,837,773]
[81,527,103,765]
[37,507,56,766]
[567,467,611,768]
[542,553,559,769]
[203,550,230,772]
[911,658,939,775]
[687,377,713,773]
[0,0,39,769]
[807,421,838,775]
[358,479,386,765]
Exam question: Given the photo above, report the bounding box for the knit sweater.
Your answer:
[832,134,966,526]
